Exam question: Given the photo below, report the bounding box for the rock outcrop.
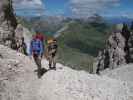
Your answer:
[0,45,40,100]
[0,45,133,100]
[0,0,17,45]
[96,31,126,72]
[96,24,133,73]
[15,24,32,54]
[128,31,133,62]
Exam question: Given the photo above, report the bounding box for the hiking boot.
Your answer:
[50,67,56,70]
[49,65,56,70]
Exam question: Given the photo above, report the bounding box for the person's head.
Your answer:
[36,30,40,35]
[47,37,57,44]
[53,39,57,43]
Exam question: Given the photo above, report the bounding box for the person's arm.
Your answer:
[39,41,43,56]
[45,45,49,59]
[56,44,58,52]
[23,43,27,55]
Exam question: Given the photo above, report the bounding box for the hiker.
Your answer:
[35,31,46,57]
[11,38,17,50]
[46,38,58,70]
[30,35,43,78]
[16,37,27,55]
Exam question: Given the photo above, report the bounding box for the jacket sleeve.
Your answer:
[39,41,43,56]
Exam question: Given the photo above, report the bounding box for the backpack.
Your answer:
[47,41,58,54]
[18,42,27,55]
[31,39,42,55]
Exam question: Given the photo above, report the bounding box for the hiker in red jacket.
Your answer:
[35,31,45,42]
[35,31,46,57]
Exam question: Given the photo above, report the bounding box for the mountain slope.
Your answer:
[104,64,133,83]
[39,64,133,100]
[57,21,112,72]
[22,16,66,34]
[0,45,133,100]
[17,17,112,73]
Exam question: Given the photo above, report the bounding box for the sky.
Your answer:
[13,0,133,18]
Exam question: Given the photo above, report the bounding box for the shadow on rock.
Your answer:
[34,68,48,78]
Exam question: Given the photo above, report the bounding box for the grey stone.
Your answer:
[96,31,126,72]
[0,0,17,46]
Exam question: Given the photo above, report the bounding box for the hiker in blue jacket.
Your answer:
[30,35,44,78]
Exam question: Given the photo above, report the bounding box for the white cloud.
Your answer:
[13,0,44,9]
[120,12,133,19]
[70,0,120,18]
[12,0,45,16]
[102,11,133,19]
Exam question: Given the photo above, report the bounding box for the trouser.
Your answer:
[33,54,42,71]
[48,53,56,69]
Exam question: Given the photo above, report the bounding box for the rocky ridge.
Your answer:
[96,24,133,73]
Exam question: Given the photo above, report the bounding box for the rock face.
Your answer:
[96,24,133,73]
[15,24,32,54]
[0,45,133,100]
[96,31,126,72]
[0,45,40,100]
[15,24,24,40]
[0,0,17,45]
[128,31,133,62]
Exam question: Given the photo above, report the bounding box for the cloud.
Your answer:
[101,10,133,19]
[45,9,65,16]
[12,0,45,16]
[69,0,120,18]
[120,12,133,19]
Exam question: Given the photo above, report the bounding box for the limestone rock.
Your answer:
[128,32,133,62]
[105,64,133,83]
[15,24,32,54]
[0,45,133,100]
[0,0,17,45]
[96,31,126,72]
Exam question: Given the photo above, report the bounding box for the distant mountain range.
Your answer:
[18,14,106,34]
[21,15,133,27]
[33,16,67,33]
[104,16,133,25]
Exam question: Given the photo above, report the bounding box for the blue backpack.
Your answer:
[30,39,43,55]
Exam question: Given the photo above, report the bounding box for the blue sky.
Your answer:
[44,0,69,16]
[13,0,133,18]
